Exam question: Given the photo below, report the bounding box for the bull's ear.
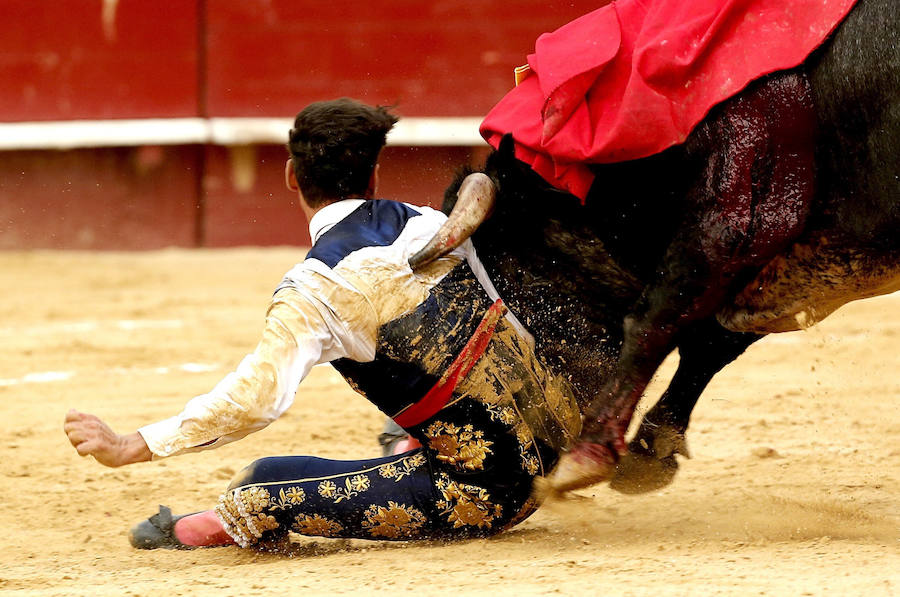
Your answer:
[484,133,517,193]
[486,134,516,180]
[492,134,520,190]
[498,133,516,161]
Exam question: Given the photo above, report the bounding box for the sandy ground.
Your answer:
[1,248,897,596]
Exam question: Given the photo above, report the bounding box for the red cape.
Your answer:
[480,0,859,200]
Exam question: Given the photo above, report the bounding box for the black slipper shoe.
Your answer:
[129,505,198,550]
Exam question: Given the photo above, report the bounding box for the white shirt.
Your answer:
[138,199,529,458]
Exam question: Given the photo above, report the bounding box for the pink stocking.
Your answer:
[173,510,236,547]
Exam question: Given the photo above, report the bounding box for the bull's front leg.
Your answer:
[547,262,736,493]
[543,72,817,494]
[610,320,762,493]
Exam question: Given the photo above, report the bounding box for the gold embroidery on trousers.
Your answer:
[425,422,493,471]
[362,501,427,539]
[270,486,307,510]
[483,401,542,475]
[520,450,540,476]
[292,513,344,537]
[378,452,426,482]
[317,474,371,503]
[435,474,502,529]
[485,403,518,426]
[453,319,582,454]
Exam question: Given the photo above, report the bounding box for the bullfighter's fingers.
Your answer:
[74,438,100,457]
[64,416,103,446]
[64,409,84,424]
[64,417,92,438]
[65,409,102,425]
[64,425,91,448]
[63,416,83,434]
[64,411,106,437]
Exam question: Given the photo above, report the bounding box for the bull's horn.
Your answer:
[408,173,496,270]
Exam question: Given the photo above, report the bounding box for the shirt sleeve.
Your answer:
[137,269,378,458]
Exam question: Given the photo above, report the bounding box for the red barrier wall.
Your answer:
[0,1,599,249]
[0,2,199,120]
[1,1,595,121]
[205,1,597,117]
[202,145,486,247]
[0,146,200,250]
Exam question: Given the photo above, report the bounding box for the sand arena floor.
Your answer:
[1,248,897,596]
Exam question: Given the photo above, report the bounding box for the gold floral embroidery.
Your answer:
[318,480,337,499]
[362,501,427,539]
[378,452,426,482]
[512,424,542,475]
[246,512,280,536]
[292,513,344,537]
[515,424,534,447]
[284,486,306,502]
[269,486,307,510]
[521,452,540,476]
[317,474,371,503]
[425,421,493,471]
[485,403,518,426]
[350,475,371,491]
[435,474,502,529]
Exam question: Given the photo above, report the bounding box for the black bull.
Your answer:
[411,0,899,493]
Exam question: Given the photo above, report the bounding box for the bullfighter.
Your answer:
[64,98,581,549]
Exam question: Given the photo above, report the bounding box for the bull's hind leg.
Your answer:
[546,72,818,493]
[609,320,762,493]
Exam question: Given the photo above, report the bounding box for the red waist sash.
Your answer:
[392,299,507,428]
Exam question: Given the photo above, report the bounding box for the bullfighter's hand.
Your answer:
[64,409,153,468]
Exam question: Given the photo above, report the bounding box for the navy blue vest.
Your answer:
[331,264,492,422]
[305,200,494,422]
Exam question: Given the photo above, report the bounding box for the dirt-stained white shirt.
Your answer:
[138,199,528,458]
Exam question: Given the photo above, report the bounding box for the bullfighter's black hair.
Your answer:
[288,98,398,208]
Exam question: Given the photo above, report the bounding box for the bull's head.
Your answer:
[409,133,574,270]
[409,134,536,270]
[407,171,498,270]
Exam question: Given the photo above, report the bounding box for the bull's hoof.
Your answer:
[609,451,679,494]
[609,425,689,494]
[538,442,618,497]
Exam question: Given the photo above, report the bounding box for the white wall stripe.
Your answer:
[0,117,486,150]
